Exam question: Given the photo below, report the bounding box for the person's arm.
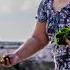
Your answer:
[1,0,49,67]
[14,21,49,63]
[1,21,49,67]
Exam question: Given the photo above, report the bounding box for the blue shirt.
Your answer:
[36,0,70,70]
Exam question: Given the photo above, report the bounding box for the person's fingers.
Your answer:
[0,59,8,67]
[3,55,12,64]
[5,57,10,65]
[0,56,11,66]
[0,53,18,67]
[66,39,70,45]
[1,63,12,68]
[0,58,12,67]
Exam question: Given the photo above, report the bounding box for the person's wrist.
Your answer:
[13,53,20,64]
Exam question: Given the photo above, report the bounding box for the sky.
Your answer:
[0,0,41,42]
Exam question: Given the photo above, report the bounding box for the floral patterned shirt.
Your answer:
[36,0,70,70]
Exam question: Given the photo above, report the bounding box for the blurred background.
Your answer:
[0,0,41,42]
[0,0,54,70]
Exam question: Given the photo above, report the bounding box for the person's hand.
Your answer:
[0,53,19,67]
[66,39,70,47]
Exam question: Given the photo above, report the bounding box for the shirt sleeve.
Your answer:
[35,0,48,22]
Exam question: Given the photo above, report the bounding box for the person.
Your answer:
[1,0,70,70]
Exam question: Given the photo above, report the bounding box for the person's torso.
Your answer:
[44,0,70,69]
